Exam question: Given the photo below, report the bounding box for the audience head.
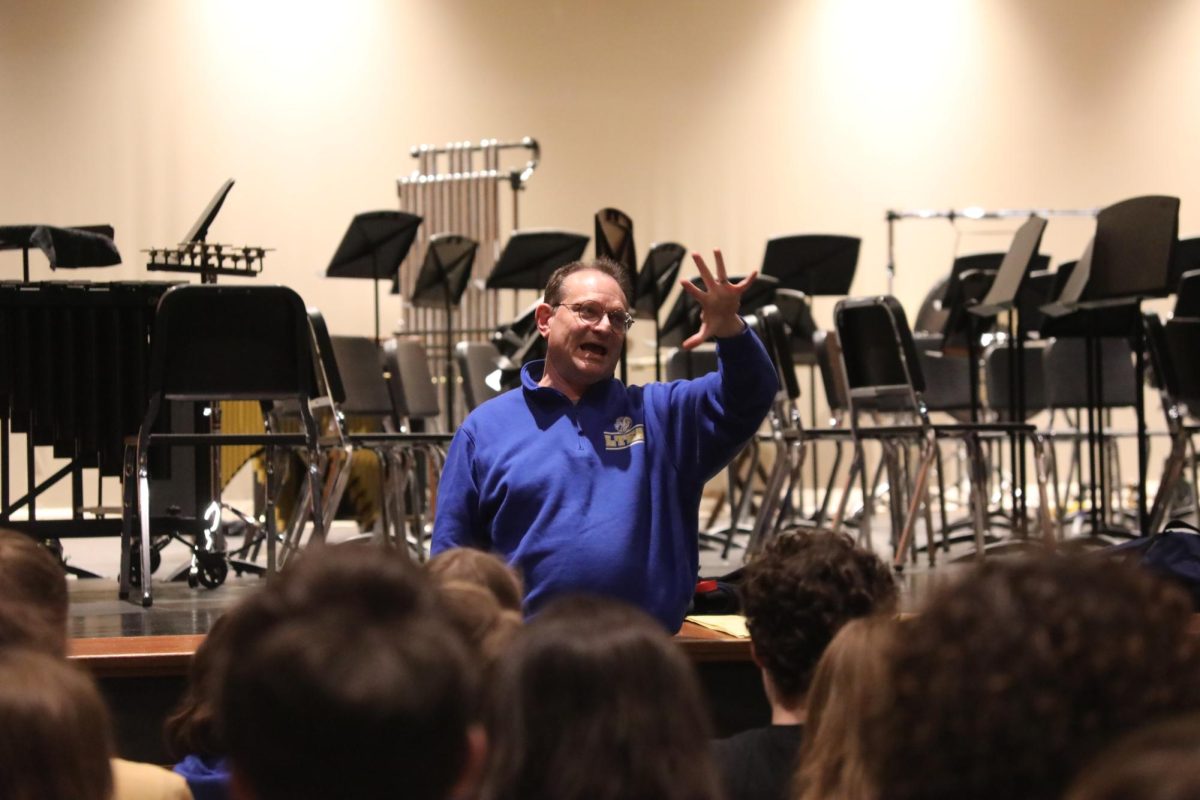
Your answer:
[871,555,1200,800]
[164,610,237,761]
[0,648,113,800]
[795,615,897,800]
[217,545,482,800]
[427,547,525,612]
[1065,713,1200,800]
[0,529,68,656]
[740,529,897,708]
[481,595,720,800]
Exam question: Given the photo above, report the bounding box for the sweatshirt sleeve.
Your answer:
[431,426,488,553]
[659,324,779,482]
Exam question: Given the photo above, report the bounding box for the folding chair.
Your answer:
[295,319,453,560]
[381,338,453,558]
[119,285,326,606]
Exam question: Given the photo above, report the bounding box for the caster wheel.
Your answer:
[196,557,229,590]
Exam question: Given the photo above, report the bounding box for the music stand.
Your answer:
[635,242,686,381]
[595,208,637,384]
[762,235,860,295]
[326,210,423,341]
[486,230,590,292]
[1040,196,1181,535]
[0,225,120,281]
[595,208,637,293]
[966,216,1049,531]
[660,274,779,349]
[410,234,478,426]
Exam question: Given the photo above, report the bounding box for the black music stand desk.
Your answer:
[326,210,423,341]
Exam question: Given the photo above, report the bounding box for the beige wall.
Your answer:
[2,0,1198,506]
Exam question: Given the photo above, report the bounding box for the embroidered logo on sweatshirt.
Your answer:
[604,416,645,450]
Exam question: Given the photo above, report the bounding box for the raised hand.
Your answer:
[679,249,755,350]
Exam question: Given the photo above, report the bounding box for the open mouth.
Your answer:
[580,342,608,358]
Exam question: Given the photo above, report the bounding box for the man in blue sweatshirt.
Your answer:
[431,250,777,631]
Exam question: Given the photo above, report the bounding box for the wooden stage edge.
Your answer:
[69,621,751,679]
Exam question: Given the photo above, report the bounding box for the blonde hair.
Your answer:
[426,548,524,612]
[794,616,896,800]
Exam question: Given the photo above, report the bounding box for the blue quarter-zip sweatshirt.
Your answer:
[431,326,777,631]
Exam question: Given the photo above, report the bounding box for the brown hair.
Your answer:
[0,648,114,800]
[427,547,524,612]
[542,258,633,308]
[0,529,68,656]
[795,616,897,800]
[217,544,478,800]
[741,530,897,705]
[870,556,1200,800]
[481,595,721,800]
[164,610,237,760]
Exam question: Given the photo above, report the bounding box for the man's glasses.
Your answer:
[554,302,635,333]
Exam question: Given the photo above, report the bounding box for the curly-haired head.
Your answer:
[741,530,897,704]
[871,556,1200,800]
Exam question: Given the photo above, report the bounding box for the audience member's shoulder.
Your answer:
[111,758,194,800]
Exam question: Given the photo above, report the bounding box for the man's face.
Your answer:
[536,270,628,394]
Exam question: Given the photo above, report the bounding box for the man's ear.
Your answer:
[448,724,488,800]
[535,302,554,337]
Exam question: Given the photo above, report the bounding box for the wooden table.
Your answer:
[71,621,751,678]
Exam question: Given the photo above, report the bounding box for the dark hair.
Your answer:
[542,258,633,308]
[871,556,1200,800]
[740,530,897,703]
[216,545,478,800]
[0,530,68,656]
[481,595,721,800]
[427,547,525,612]
[0,648,114,800]
[1065,713,1200,800]
[164,610,237,760]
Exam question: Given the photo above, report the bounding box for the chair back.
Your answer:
[984,341,1048,416]
[813,330,849,412]
[149,285,317,402]
[305,309,347,406]
[834,296,925,416]
[1043,337,1137,408]
[760,305,800,401]
[665,347,718,381]
[914,334,972,412]
[330,336,394,418]
[1163,319,1200,412]
[382,338,441,423]
[455,341,503,411]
